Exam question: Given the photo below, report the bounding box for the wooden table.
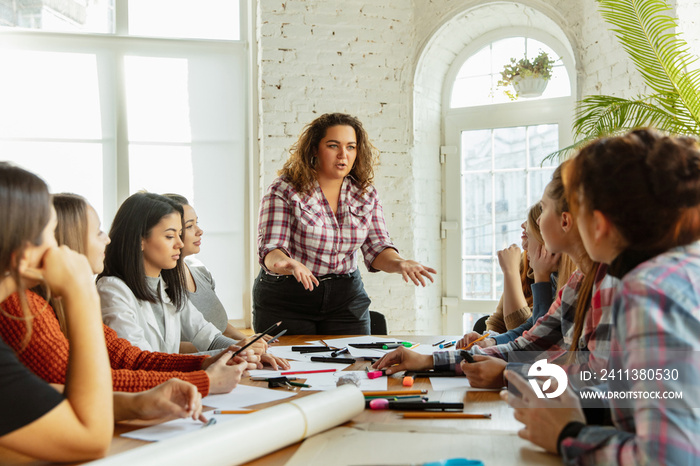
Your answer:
[0,335,559,465]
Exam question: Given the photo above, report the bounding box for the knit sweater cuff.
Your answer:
[504,305,532,330]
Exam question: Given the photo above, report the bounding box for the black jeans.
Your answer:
[252,268,371,335]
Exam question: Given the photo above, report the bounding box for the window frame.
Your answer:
[0,2,253,327]
[441,27,576,332]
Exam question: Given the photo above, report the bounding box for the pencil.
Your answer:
[281,369,337,375]
[213,410,257,414]
[362,390,427,397]
[463,332,490,350]
[232,321,281,357]
[400,412,491,419]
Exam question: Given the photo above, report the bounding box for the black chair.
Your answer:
[472,315,489,334]
[369,311,387,335]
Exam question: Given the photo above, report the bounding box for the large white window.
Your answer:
[442,32,575,332]
[0,1,250,324]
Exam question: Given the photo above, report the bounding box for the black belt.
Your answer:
[317,272,353,282]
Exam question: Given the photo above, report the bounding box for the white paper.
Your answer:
[202,383,297,409]
[300,371,388,391]
[121,414,242,442]
[93,386,365,466]
[266,345,333,361]
[248,359,352,378]
[284,427,559,466]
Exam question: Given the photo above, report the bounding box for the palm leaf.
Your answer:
[574,94,699,139]
[596,0,700,125]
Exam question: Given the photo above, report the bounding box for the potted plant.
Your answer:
[497,50,556,100]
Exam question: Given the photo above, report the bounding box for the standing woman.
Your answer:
[505,129,700,464]
[0,163,112,461]
[254,113,436,334]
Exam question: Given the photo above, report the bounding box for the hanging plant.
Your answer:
[497,51,556,100]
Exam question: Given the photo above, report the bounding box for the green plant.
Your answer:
[497,50,556,100]
[547,0,700,161]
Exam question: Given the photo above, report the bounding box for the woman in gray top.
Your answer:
[163,195,270,347]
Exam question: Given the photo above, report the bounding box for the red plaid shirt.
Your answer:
[257,176,397,276]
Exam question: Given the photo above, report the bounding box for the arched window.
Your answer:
[442,30,576,325]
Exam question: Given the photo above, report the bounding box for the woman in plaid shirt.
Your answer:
[504,129,700,464]
[253,113,436,335]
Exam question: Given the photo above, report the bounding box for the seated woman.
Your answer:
[374,163,617,389]
[97,192,284,368]
[162,194,251,346]
[0,162,113,461]
[459,203,575,347]
[255,113,436,335]
[504,129,700,464]
[1,192,257,397]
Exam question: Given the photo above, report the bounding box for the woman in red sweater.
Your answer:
[0,193,259,397]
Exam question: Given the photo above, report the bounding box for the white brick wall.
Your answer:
[256,0,694,334]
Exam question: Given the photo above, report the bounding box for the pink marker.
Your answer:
[366,369,387,379]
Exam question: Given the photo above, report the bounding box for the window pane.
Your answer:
[129,144,194,201]
[0,51,102,139]
[494,127,526,170]
[494,171,527,250]
[125,56,191,143]
[0,1,114,33]
[461,129,491,171]
[128,0,240,40]
[529,169,555,206]
[1,141,104,220]
[529,124,558,168]
[462,258,494,300]
[450,36,571,108]
[462,172,491,256]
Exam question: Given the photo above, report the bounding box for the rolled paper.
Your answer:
[90,385,364,466]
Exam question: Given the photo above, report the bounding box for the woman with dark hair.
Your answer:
[162,194,288,368]
[162,193,248,341]
[504,129,700,464]
[1,192,259,396]
[97,192,265,361]
[255,112,436,334]
[0,162,113,461]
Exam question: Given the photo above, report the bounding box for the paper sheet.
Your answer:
[428,376,503,392]
[248,359,352,378]
[300,370,388,391]
[94,385,365,466]
[121,414,243,442]
[202,383,297,409]
[284,427,559,466]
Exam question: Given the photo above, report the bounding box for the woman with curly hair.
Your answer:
[254,113,436,334]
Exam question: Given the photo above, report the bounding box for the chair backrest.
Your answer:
[472,315,489,334]
[369,311,387,335]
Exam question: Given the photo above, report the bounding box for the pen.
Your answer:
[310,356,357,364]
[330,347,349,357]
[439,340,456,349]
[463,333,490,350]
[362,390,427,396]
[213,410,257,414]
[400,413,491,419]
[250,376,300,381]
[232,321,281,357]
[364,395,426,400]
[432,339,445,347]
[287,381,311,388]
[267,329,287,344]
[281,369,337,375]
[368,400,464,411]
